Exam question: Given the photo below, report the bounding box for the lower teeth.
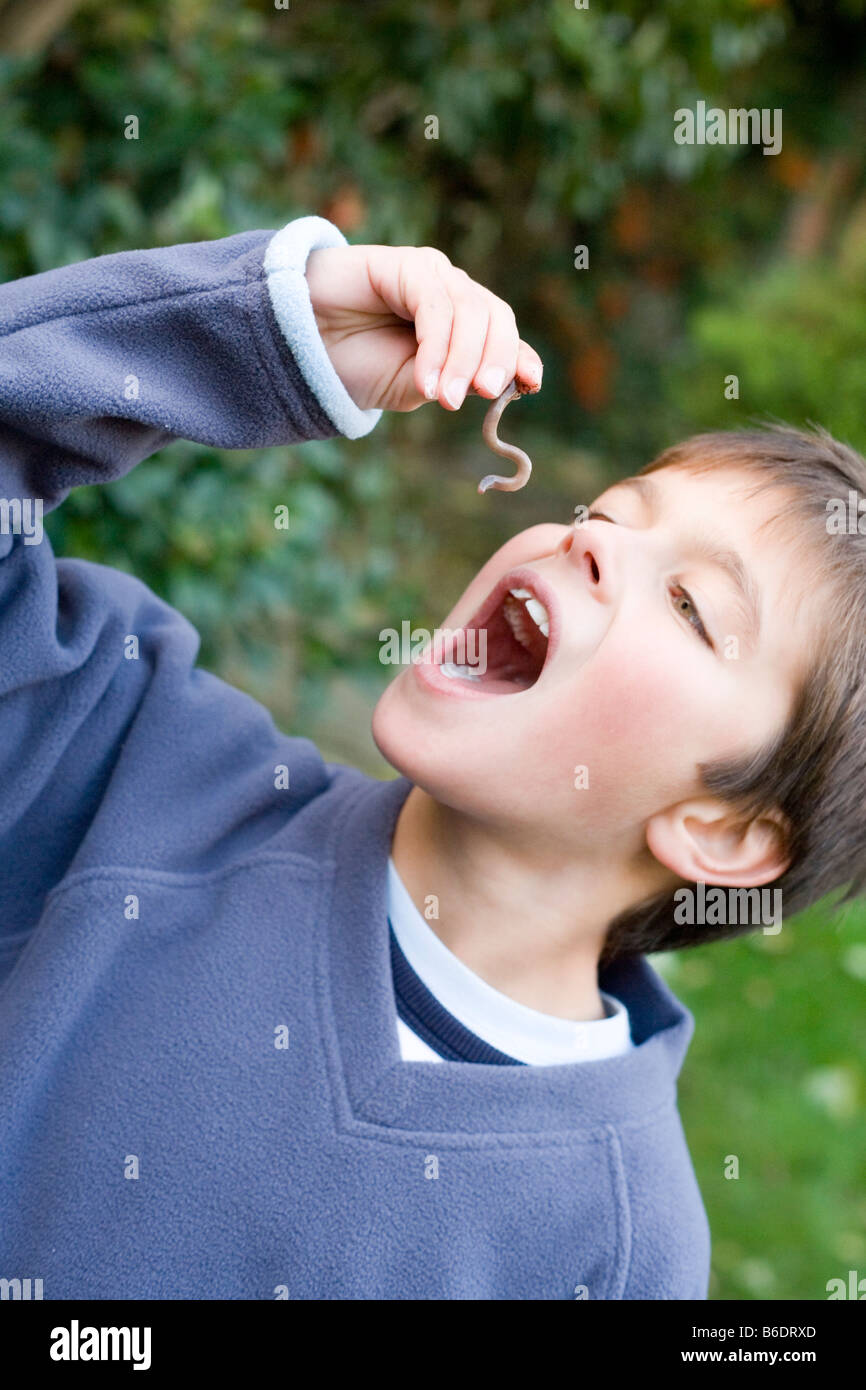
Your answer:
[440,661,482,682]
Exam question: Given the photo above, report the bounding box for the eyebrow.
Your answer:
[607,475,763,649]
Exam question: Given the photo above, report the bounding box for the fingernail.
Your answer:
[479,366,506,397]
[423,370,440,400]
[527,363,542,387]
[444,377,469,408]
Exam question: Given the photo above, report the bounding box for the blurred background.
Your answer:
[2,0,865,1299]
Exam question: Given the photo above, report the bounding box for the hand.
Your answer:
[304,244,543,413]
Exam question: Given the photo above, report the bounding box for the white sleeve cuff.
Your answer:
[263,215,383,440]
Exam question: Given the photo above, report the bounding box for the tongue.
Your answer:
[451,593,547,693]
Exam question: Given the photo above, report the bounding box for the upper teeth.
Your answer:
[508,588,550,638]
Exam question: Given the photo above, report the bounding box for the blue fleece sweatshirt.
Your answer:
[0,216,711,1300]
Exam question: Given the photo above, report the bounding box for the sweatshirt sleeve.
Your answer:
[0,215,381,933]
[0,213,381,517]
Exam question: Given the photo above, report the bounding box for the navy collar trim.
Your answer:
[388,921,524,1067]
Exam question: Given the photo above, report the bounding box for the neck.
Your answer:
[390,785,664,1021]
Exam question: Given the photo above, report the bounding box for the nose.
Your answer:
[557,521,615,603]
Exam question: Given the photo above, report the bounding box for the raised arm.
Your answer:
[0,215,382,518]
[0,221,543,941]
[0,215,382,936]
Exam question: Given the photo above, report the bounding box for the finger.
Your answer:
[515,339,544,392]
[385,351,433,413]
[470,294,520,400]
[437,272,492,410]
[366,247,456,402]
[403,256,455,402]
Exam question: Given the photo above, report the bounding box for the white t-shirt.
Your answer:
[388,857,633,1065]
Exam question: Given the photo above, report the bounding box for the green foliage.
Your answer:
[669,256,866,450]
[43,428,421,734]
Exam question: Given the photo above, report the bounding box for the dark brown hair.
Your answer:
[600,422,866,966]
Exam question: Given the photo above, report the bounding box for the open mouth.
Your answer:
[433,570,553,695]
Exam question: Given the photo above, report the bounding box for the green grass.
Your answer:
[653,899,866,1300]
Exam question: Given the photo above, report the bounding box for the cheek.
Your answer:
[545,630,746,805]
[572,631,696,739]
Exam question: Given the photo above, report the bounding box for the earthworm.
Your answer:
[478,377,535,494]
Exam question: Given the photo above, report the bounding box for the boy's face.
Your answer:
[372,463,818,864]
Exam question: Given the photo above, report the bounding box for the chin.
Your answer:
[370,681,409,777]
[370,676,435,786]
[370,681,457,806]
[370,675,513,822]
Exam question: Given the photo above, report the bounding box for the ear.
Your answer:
[645,797,792,887]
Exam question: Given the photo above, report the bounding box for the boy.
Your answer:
[0,214,859,1300]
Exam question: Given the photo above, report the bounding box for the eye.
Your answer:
[671,584,714,650]
[586,509,616,523]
